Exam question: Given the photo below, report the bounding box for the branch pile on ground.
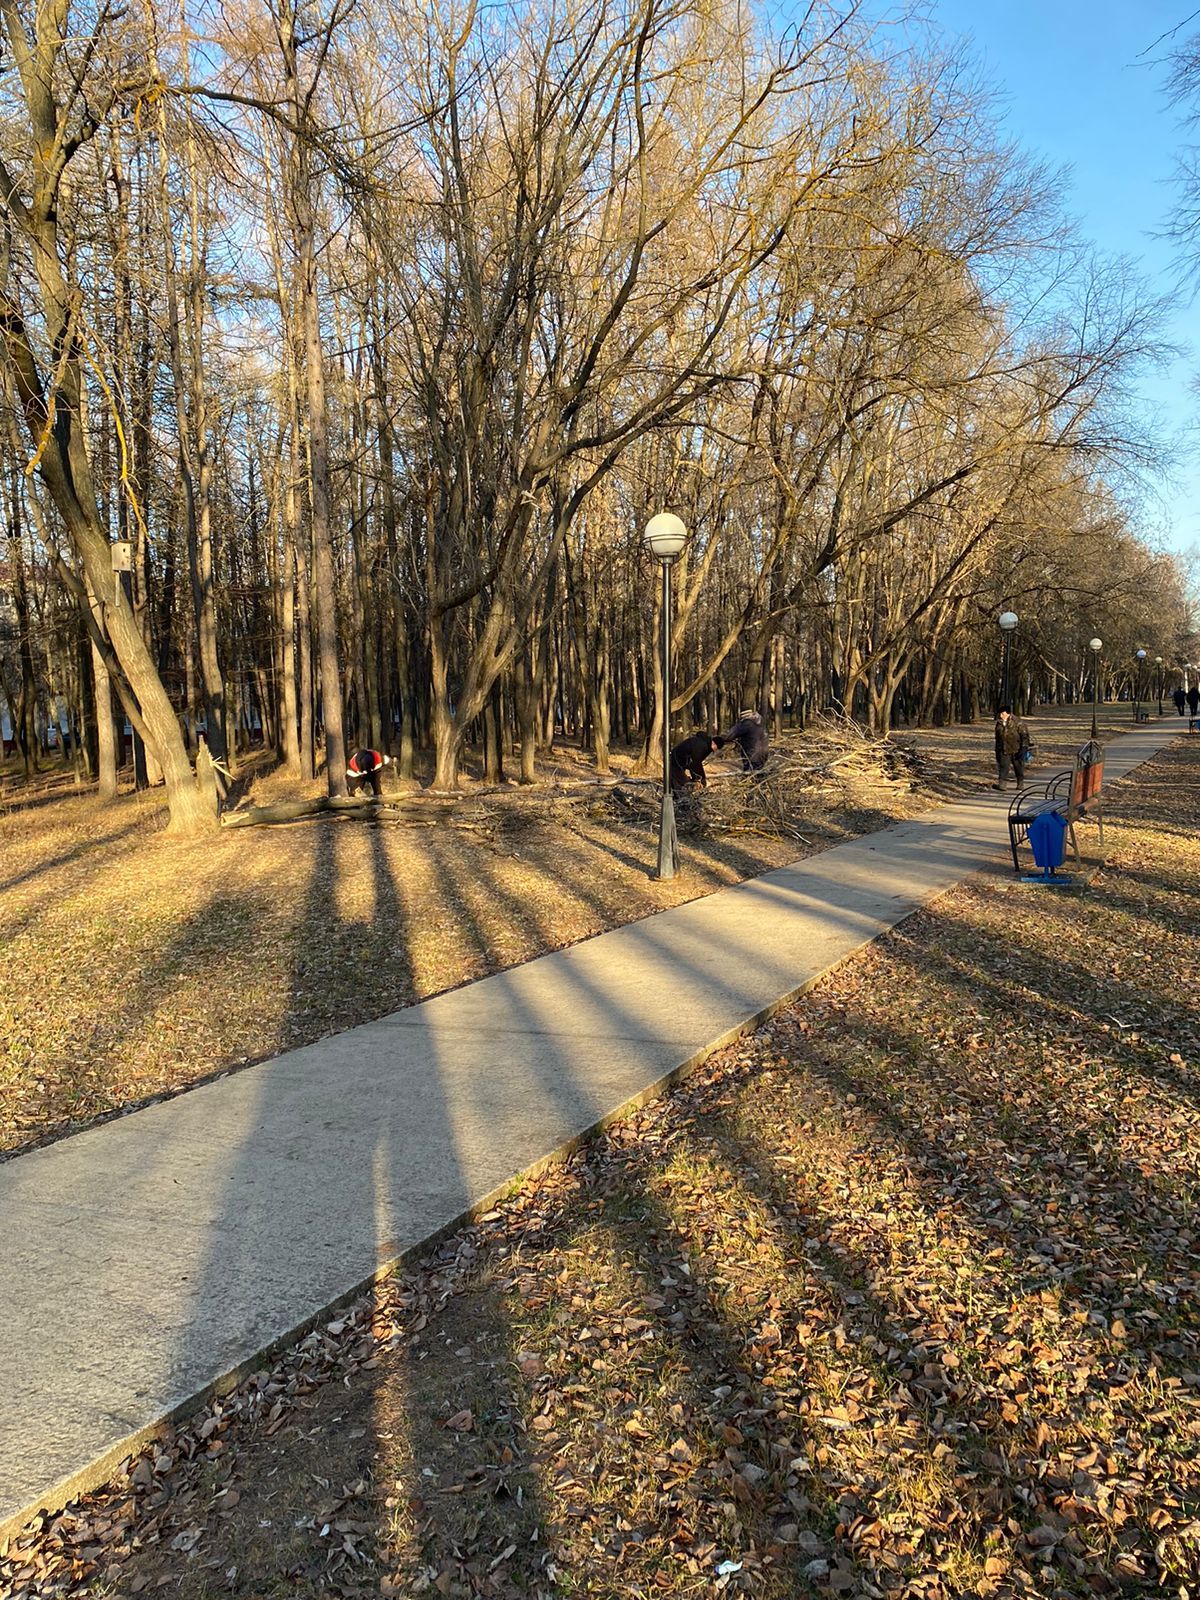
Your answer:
[216,721,932,845]
[681,716,931,843]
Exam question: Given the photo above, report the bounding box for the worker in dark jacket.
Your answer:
[669,732,723,793]
[347,749,392,797]
[1173,686,1187,717]
[724,709,769,772]
[1189,685,1200,720]
[993,707,1029,790]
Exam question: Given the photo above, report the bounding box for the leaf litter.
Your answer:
[0,707,1136,1162]
[2,727,1198,1599]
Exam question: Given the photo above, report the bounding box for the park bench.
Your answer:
[1007,738,1104,874]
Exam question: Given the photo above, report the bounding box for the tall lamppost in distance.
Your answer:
[1089,637,1102,740]
[998,611,1018,709]
[644,512,689,880]
[1156,656,1164,716]
[1133,648,1147,722]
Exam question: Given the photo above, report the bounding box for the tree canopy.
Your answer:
[0,0,1192,827]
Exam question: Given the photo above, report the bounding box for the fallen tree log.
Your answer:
[221,796,406,827]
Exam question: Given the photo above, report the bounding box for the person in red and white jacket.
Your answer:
[346,748,392,797]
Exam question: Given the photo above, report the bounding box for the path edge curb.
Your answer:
[2,734,1176,1546]
[1,919,895,1547]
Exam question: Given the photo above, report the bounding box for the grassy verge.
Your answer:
[4,736,1197,1599]
[0,707,1142,1158]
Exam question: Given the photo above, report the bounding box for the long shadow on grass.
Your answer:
[699,1042,1199,1589]
[263,818,562,1596]
[125,817,470,1594]
[367,1257,556,1591]
[580,1155,881,1596]
[1105,862,1200,907]
[700,1088,1190,1587]
[0,813,146,901]
[329,833,872,1584]
[342,870,889,1589]
[565,1050,1194,1593]
[1085,869,1200,950]
[876,909,1200,1142]
[369,1011,1196,1597]
[25,745,1190,1592]
[2,876,266,1153]
[40,832,1196,1593]
[624,1145,1018,1592]
[784,946,1200,1348]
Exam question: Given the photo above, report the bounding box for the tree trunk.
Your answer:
[591,609,611,773]
[515,648,539,784]
[7,327,207,822]
[0,15,210,828]
[394,602,416,778]
[429,607,461,789]
[87,578,119,800]
[483,677,504,782]
[639,575,664,770]
[288,170,345,793]
[9,488,38,778]
[771,634,784,741]
[157,86,228,765]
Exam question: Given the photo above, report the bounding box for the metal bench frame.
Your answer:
[1007,739,1104,873]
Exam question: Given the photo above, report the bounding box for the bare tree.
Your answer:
[0,0,212,829]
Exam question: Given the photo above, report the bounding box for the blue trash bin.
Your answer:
[1028,809,1068,872]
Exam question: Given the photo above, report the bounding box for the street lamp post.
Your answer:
[1133,648,1147,722]
[998,611,1018,709]
[1156,656,1164,716]
[644,512,689,880]
[1089,637,1102,740]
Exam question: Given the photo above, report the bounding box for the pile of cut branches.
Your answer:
[683,715,930,843]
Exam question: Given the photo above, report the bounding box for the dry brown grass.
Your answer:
[0,705,1164,1159]
[0,763,792,1157]
[3,729,1198,1600]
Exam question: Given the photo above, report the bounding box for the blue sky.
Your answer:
[894,1,1200,555]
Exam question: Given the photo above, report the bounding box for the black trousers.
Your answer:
[348,769,382,797]
[996,753,1025,786]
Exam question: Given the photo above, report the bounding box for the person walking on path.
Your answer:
[724,709,769,772]
[993,706,1030,790]
[1173,686,1187,716]
[1188,686,1200,721]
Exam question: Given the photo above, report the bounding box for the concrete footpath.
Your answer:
[0,721,1179,1536]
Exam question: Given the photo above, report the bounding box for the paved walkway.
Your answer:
[0,721,1180,1536]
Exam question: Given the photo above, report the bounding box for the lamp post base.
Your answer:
[654,790,680,880]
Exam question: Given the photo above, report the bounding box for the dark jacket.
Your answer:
[725,713,769,771]
[670,732,720,792]
[994,714,1028,759]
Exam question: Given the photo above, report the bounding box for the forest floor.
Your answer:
[2,733,1198,1599]
[0,705,1168,1159]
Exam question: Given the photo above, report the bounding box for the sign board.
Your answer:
[111,539,132,573]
